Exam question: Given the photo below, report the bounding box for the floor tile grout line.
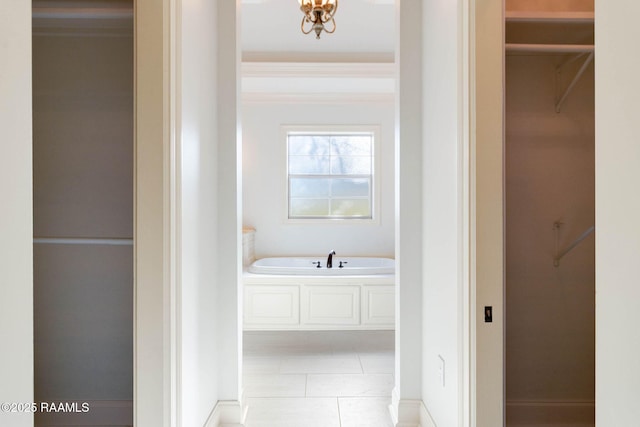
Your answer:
[336,396,342,427]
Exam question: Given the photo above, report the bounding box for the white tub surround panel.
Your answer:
[243,274,395,331]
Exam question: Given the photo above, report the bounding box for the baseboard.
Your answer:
[506,399,595,426]
[34,400,132,426]
[389,387,433,427]
[204,399,247,427]
[419,402,437,427]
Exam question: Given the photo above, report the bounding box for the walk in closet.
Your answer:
[32,1,134,425]
[505,1,595,426]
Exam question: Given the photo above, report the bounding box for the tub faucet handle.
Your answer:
[327,250,336,268]
[312,261,321,268]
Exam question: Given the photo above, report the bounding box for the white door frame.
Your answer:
[132,0,505,426]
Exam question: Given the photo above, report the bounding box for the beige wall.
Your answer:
[505,54,595,421]
[595,0,640,425]
[473,0,505,424]
[0,2,33,426]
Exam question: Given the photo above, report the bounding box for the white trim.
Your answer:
[388,396,438,427]
[241,92,394,105]
[420,401,438,427]
[203,400,247,427]
[34,400,133,426]
[389,388,422,427]
[242,61,395,79]
[241,62,395,99]
[134,1,177,425]
[243,51,395,64]
[460,0,472,426]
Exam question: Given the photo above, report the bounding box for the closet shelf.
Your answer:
[506,9,595,111]
[506,11,594,24]
[506,43,594,54]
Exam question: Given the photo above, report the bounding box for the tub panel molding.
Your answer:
[301,285,361,326]
[243,271,395,331]
[362,285,396,325]
[244,285,299,326]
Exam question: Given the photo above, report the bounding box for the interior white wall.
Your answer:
[242,101,395,258]
[419,0,466,424]
[0,2,33,426]
[393,1,424,422]
[595,0,640,424]
[178,0,220,424]
[506,55,594,408]
[215,0,243,412]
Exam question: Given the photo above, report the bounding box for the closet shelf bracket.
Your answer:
[553,222,595,267]
[555,51,594,113]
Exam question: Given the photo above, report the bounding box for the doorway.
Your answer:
[239,1,397,425]
[32,1,134,426]
[504,3,595,426]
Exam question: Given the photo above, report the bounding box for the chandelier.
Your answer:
[298,0,338,39]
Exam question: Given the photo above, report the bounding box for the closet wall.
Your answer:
[505,1,594,425]
[32,2,133,425]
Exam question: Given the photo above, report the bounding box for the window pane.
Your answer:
[330,178,370,197]
[286,130,375,220]
[290,199,329,217]
[330,199,371,217]
[330,156,371,175]
[290,178,331,197]
[330,136,372,156]
[288,155,330,174]
[288,135,330,155]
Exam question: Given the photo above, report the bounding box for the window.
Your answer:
[286,127,378,220]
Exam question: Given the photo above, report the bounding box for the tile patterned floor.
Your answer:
[243,331,395,427]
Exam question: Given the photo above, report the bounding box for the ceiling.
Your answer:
[241,0,396,62]
[31,0,397,97]
[32,0,396,62]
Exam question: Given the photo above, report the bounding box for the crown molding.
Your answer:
[241,61,396,100]
[242,61,395,79]
[242,92,394,105]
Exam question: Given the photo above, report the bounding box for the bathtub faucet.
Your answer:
[327,250,336,268]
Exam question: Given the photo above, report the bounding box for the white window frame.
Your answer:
[282,125,381,224]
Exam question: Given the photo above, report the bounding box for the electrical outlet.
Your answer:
[437,355,445,387]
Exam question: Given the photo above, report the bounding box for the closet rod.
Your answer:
[34,237,133,246]
[32,8,133,20]
[506,43,594,54]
